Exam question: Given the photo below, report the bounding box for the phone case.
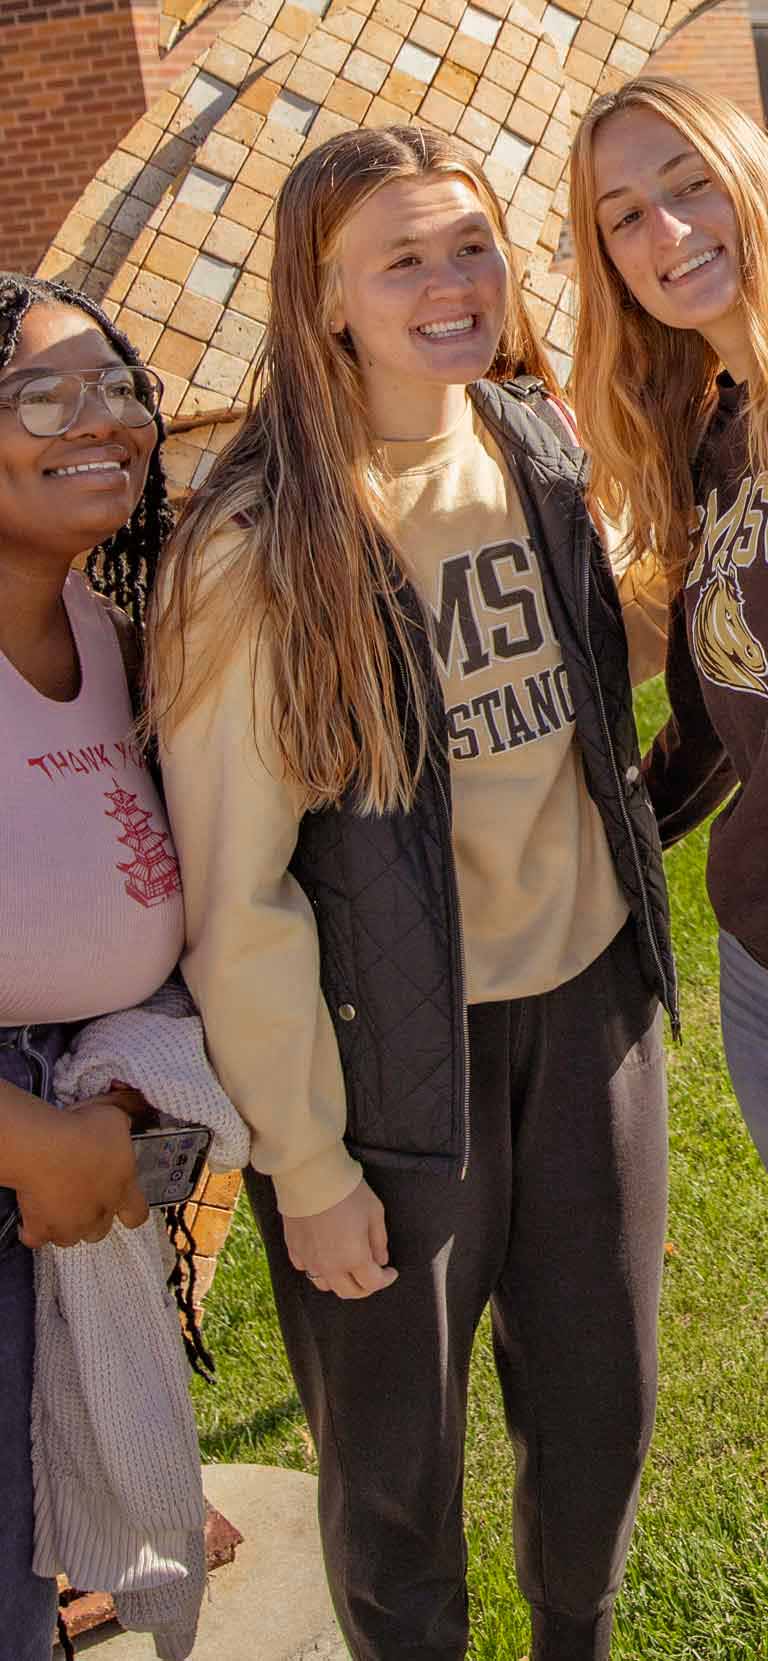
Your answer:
[131,1125,212,1208]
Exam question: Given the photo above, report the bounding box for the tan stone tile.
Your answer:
[177,385,233,419]
[212,309,266,359]
[325,78,373,120]
[553,179,569,216]
[255,120,305,164]
[206,405,247,449]
[95,229,136,277]
[532,39,561,80]
[238,149,290,197]
[449,32,489,75]
[123,117,163,163]
[619,10,658,48]
[36,247,89,284]
[595,63,627,96]
[573,17,612,58]
[497,19,537,62]
[245,235,274,277]
[523,258,566,304]
[151,327,206,379]
[126,269,182,322]
[195,346,250,398]
[275,1,313,42]
[196,131,251,181]
[359,18,402,60]
[240,75,282,116]
[607,37,647,73]
[151,133,197,178]
[457,104,499,152]
[485,46,525,95]
[344,46,389,91]
[76,179,125,228]
[99,150,145,194]
[215,104,265,148]
[433,59,476,101]
[541,115,571,158]
[505,202,541,253]
[231,271,271,323]
[202,40,254,85]
[564,73,591,117]
[425,0,462,22]
[105,262,138,305]
[539,207,563,251]
[564,44,602,87]
[100,300,120,322]
[163,435,204,485]
[409,12,452,55]
[482,157,520,204]
[524,292,554,333]
[220,13,270,53]
[219,181,273,231]
[162,201,217,248]
[204,217,256,265]
[471,77,512,125]
[513,174,552,222]
[129,226,155,266]
[324,6,365,44]
[364,93,413,125]
[304,28,350,72]
[287,57,336,102]
[380,67,425,112]
[527,146,563,190]
[55,210,109,264]
[507,96,548,143]
[144,234,197,284]
[302,106,357,148]
[146,90,180,129]
[586,0,626,27]
[259,27,296,64]
[546,307,573,351]
[115,309,164,359]
[518,66,561,113]
[169,291,224,341]
[419,86,463,132]
[372,0,415,31]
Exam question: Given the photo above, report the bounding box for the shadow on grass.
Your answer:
[199,1392,305,1461]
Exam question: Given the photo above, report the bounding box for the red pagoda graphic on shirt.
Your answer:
[104,779,181,908]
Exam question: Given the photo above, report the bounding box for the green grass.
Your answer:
[191,678,768,1660]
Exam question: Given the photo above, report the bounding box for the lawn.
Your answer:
[191,677,768,1661]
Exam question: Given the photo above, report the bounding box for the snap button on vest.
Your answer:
[339,1003,356,1022]
[625,764,640,785]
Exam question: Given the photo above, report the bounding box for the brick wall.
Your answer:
[0,0,249,274]
[650,0,764,124]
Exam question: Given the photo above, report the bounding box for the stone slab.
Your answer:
[55,1465,346,1661]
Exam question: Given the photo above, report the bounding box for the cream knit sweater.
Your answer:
[31,984,250,1660]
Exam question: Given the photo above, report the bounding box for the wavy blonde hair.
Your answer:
[569,75,768,581]
[149,124,558,814]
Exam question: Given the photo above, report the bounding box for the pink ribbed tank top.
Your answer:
[0,572,184,1025]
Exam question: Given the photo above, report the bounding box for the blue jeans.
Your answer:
[0,1024,71,1661]
[719,931,768,1172]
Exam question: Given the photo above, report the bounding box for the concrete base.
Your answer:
[56,1464,346,1661]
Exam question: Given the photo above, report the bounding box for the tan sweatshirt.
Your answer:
[160,418,667,1218]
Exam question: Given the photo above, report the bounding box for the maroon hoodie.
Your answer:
[644,374,768,966]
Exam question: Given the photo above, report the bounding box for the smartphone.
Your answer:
[130,1124,212,1208]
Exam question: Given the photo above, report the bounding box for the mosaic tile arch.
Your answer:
[39,0,700,500]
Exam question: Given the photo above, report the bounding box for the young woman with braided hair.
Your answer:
[0,272,182,1658]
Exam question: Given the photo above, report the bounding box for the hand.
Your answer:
[17,1090,149,1248]
[283,1178,398,1300]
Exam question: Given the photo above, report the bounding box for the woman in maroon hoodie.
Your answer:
[570,75,768,1170]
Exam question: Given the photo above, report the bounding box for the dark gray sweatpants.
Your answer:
[246,918,668,1661]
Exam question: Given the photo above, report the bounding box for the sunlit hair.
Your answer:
[569,75,768,582]
[149,125,558,814]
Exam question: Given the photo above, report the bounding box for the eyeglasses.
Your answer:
[0,365,163,437]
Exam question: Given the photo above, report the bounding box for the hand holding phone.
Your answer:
[130,1124,212,1208]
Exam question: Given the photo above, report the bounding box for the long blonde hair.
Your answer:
[149,125,557,815]
[569,76,768,581]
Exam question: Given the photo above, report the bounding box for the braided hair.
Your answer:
[0,273,173,627]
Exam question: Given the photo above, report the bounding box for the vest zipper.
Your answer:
[433,766,471,1181]
[578,518,681,1037]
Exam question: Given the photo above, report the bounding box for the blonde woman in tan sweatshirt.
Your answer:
[151,126,673,1661]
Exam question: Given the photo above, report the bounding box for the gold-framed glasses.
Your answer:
[0,365,163,437]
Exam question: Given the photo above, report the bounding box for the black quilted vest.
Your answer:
[290,379,678,1178]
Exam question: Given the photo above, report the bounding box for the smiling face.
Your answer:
[593,106,746,369]
[0,303,158,569]
[329,172,508,437]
